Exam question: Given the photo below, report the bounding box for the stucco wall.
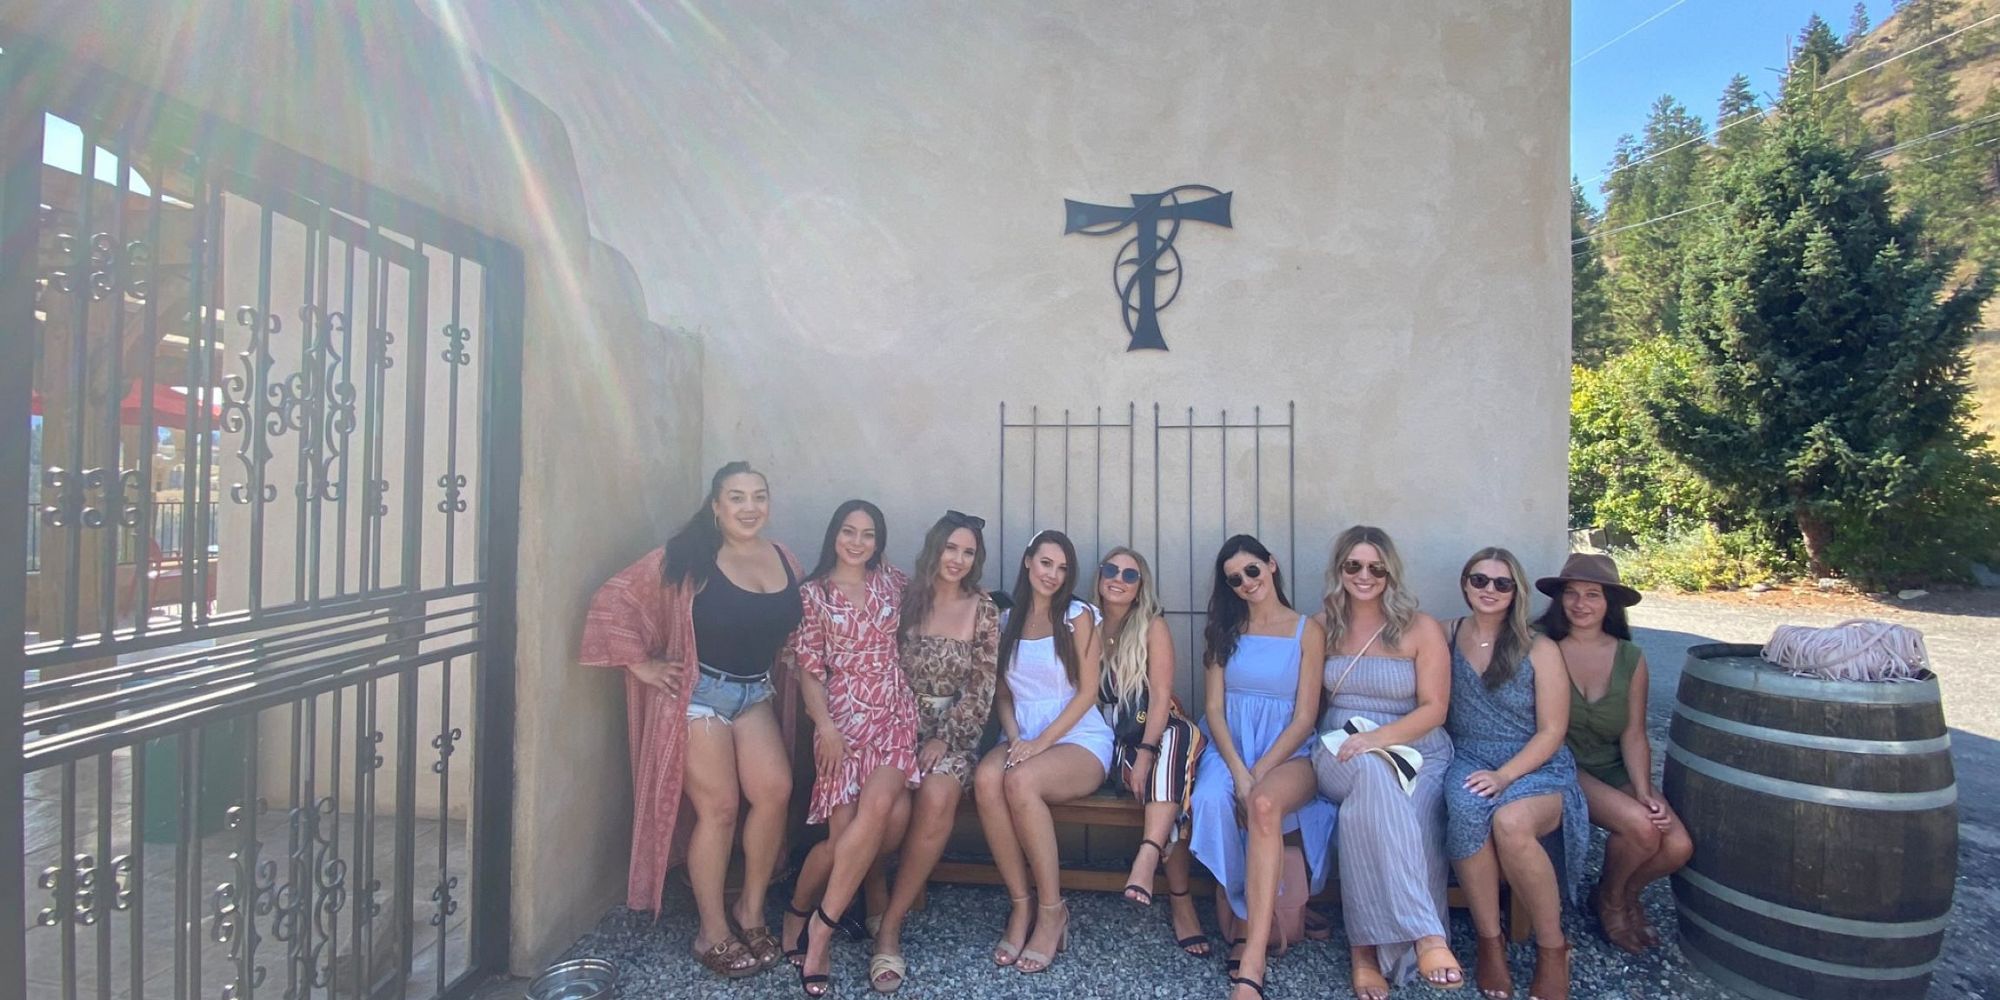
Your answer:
[458,1,1573,693]
[5,0,701,978]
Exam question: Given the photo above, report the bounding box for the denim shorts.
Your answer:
[686,669,774,723]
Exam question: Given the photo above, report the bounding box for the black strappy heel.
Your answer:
[1224,936,1246,974]
[1230,974,1269,998]
[1166,889,1211,956]
[1125,838,1167,907]
[797,907,836,997]
[785,902,814,966]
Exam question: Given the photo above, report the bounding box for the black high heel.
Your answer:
[797,907,837,997]
[1166,889,1211,956]
[785,902,814,966]
[1124,838,1167,906]
[1224,936,1246,974]
[1229,973,1268,998]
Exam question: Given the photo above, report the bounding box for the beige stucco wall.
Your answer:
[6,0,702,978]
[457,1,1573,703]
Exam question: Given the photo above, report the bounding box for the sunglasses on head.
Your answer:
[942,509,985,531]
[1341,559,1388,580]
[1464,572,1516,593]
[1099,563,1141,584]
[1225,564,1266,589]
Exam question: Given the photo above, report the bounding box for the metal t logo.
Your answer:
[1063,185,1233,352]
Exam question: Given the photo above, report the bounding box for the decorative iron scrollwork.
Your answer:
[299,306,357,502]
[43,231,148,303]
[430,726,462,774]
[370,326,396,370]
[210,805,273,999]
[39,467,80,529]
[436,474,467,516]
[368,479,390,518]
[441,322,471,366]
[225,306,280,505]
[429,874,460,928]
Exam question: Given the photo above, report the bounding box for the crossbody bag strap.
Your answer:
[1326,621,1390,703]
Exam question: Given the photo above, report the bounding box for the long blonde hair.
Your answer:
[1321,525,1419,651]
[1097,546,1163,709]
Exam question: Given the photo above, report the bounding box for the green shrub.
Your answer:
[1617,525,1791,593]
[1824,428,2000,589]
[1569,340,1725,541]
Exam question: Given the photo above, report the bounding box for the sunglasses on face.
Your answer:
[942,509,985,531]
[1341,560,1388,580]
[1225,564,1266,589]
[1464,573,1517,593]
[1100,563,1141,584]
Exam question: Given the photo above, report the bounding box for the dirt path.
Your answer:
[1631,589,1998,999]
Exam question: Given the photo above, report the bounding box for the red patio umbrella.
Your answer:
[28,382,221,431]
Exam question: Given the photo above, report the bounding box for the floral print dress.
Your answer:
[792,567,919,824]
[899,595,1000,788]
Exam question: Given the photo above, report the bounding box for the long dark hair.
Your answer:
[1537,585,1633,641]
[807,499,887,582]
[1203,534,1290,668]
[997,530,1082,688]
[900,513,987,643]
[662,461,766,587]
[1460,547,1535,690]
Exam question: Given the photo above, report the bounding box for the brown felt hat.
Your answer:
[1535,552,1641,607]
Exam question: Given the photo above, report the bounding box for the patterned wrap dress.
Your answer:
[899,595,1001,788]
[1188,615,1337,919]
[791,567,920,824]
[1442,622,1590,904]
[1309,652,1454,984]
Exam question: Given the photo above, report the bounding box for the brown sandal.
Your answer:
[1474,933,1512,999]
[1351,948,1390,1000]
[1591,884,1646,955]
[1528,941,1569,1000]
[695,936,762,979]
[740,925,785,970]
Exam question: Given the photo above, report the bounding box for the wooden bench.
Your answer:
[930,788,1531,942]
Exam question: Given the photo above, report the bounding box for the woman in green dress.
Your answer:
[1537,554,1692,955]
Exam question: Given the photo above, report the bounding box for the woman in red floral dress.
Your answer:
[785,500,918,997]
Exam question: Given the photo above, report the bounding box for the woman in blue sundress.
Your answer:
[1186,535,1332,1000]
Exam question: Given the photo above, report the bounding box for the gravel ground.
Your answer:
[485,590,1997,999]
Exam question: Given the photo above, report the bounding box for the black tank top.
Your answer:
[691,550,802,677]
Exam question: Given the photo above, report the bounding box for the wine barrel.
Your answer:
[1663,643,1956,1000]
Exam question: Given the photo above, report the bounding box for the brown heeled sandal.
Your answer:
[1591,883,1646,955]
[1418,942,1467,991]
[1528,941,1569,1000]
[1351,948,1390,1000]
[695,935,762,980]
[1474,933,1512,999]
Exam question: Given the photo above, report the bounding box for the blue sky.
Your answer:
[1574,0,1898,205]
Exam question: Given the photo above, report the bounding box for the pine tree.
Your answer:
[1601,96,1708,343]
[1785,14,1869,148]
[1889,47,1983,250]
[1846,2,1871,46]
[1649,94,1998,579]
[1716,74,1763,161]
[1792,14,1845,82]
[1571,180,1615,365]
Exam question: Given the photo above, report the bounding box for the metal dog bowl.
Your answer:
[526,958,617,1000]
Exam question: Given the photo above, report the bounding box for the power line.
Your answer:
[1574,0,1690,66]
[1584,11,2000,189]
[1572,200,1721,251]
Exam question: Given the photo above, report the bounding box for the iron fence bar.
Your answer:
[97,127,133,641]
[61,761,78,1000]
[0,47,44,1000]
[401,241,431,592]
[129,745,144,1000]
[307,203,332,606]
[94,749,113,1000]
[443,253,462,586]
[395,662,420,997]
[25,628,485,769]
[235,700,263,1000]
[248,205,279,613]
[133,158,164,637]
[351,676,373,1000]
[328,684,345,1000]
[434,654,454,993]
[180,728,200,1000]
[357,233,381,594]
[294,208,318,606]
[995,402,1004,591]
[336,237,357,599]
[59,115,97,644]
[181,166,215,629]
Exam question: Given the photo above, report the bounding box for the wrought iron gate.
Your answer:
[3,38,521,1000]
[995,402,1296,712]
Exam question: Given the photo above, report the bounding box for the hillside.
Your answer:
[1833,1,2000,440]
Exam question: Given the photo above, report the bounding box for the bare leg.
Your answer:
[1492,795,1566,946]
[729,702,793,936]
[1452,840,1505,939]
[683,718,746,956]
[876,774,962,960]
[802,767,912,989]
[1164,838,1207,954]
[785,840,832,961]
[1233,759,1317,997]
[972,745,1034,964]
[1004,745,1107,971]
[1124,799,1180,903]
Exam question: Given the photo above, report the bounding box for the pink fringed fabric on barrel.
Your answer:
[579,545,803,916]
[1763,619,1930,682]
